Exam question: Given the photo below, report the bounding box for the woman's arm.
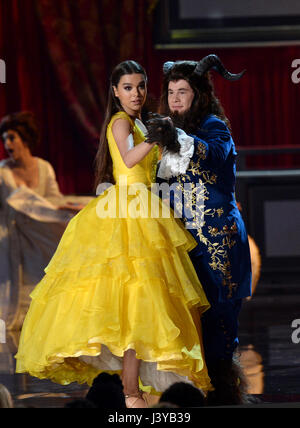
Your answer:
[44,162,64,205]
[112,118,155,168]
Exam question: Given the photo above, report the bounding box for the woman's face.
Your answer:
[168,79,195,114]
[113,73,147,117]
[2,129,28,161]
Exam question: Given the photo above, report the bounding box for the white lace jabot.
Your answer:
[157,128,194,179]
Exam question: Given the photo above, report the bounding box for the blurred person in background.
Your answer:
[0,111,87,331]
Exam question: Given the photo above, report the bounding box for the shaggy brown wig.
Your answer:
[159,61,231,134]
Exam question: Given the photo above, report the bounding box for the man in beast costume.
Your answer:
[151,55,252,405]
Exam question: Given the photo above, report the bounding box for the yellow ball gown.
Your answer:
[15,112,213,393]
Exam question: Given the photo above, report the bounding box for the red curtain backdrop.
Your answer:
[1,0,300,194]
[35,0,156,146]
[151,46,300,170]
[0,0,157,193]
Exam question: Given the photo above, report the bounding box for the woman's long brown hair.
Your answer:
[94,61,147,190]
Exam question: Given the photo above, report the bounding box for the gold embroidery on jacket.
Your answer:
[174,159,237,298]
[196,142,207,160]
[207,225,238,298]
[208,223,238,237]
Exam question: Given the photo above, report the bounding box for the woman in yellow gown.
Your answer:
[15,61,212,407]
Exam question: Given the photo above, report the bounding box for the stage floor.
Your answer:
[1,280,300,408]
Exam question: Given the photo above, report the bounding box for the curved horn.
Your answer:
[194,54,245,81]
[163,61,175,74]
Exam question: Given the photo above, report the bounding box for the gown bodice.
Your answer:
[107,111,158,186]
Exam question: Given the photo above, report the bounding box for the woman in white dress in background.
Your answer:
[0,111,87,331]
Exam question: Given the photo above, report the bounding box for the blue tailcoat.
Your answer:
[157,114,252,361]
[159,114,252,304]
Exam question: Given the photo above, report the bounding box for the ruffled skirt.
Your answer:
[15,186,212,393]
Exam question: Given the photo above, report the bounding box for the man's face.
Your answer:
[168,79,195,114]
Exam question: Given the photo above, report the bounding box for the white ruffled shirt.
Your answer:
[157,128,194,179]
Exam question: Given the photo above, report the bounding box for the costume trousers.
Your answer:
[190,254,242,364]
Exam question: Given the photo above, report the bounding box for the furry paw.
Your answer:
[146,114,180,153]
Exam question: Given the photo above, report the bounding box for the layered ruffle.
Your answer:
[15,188,212,392]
